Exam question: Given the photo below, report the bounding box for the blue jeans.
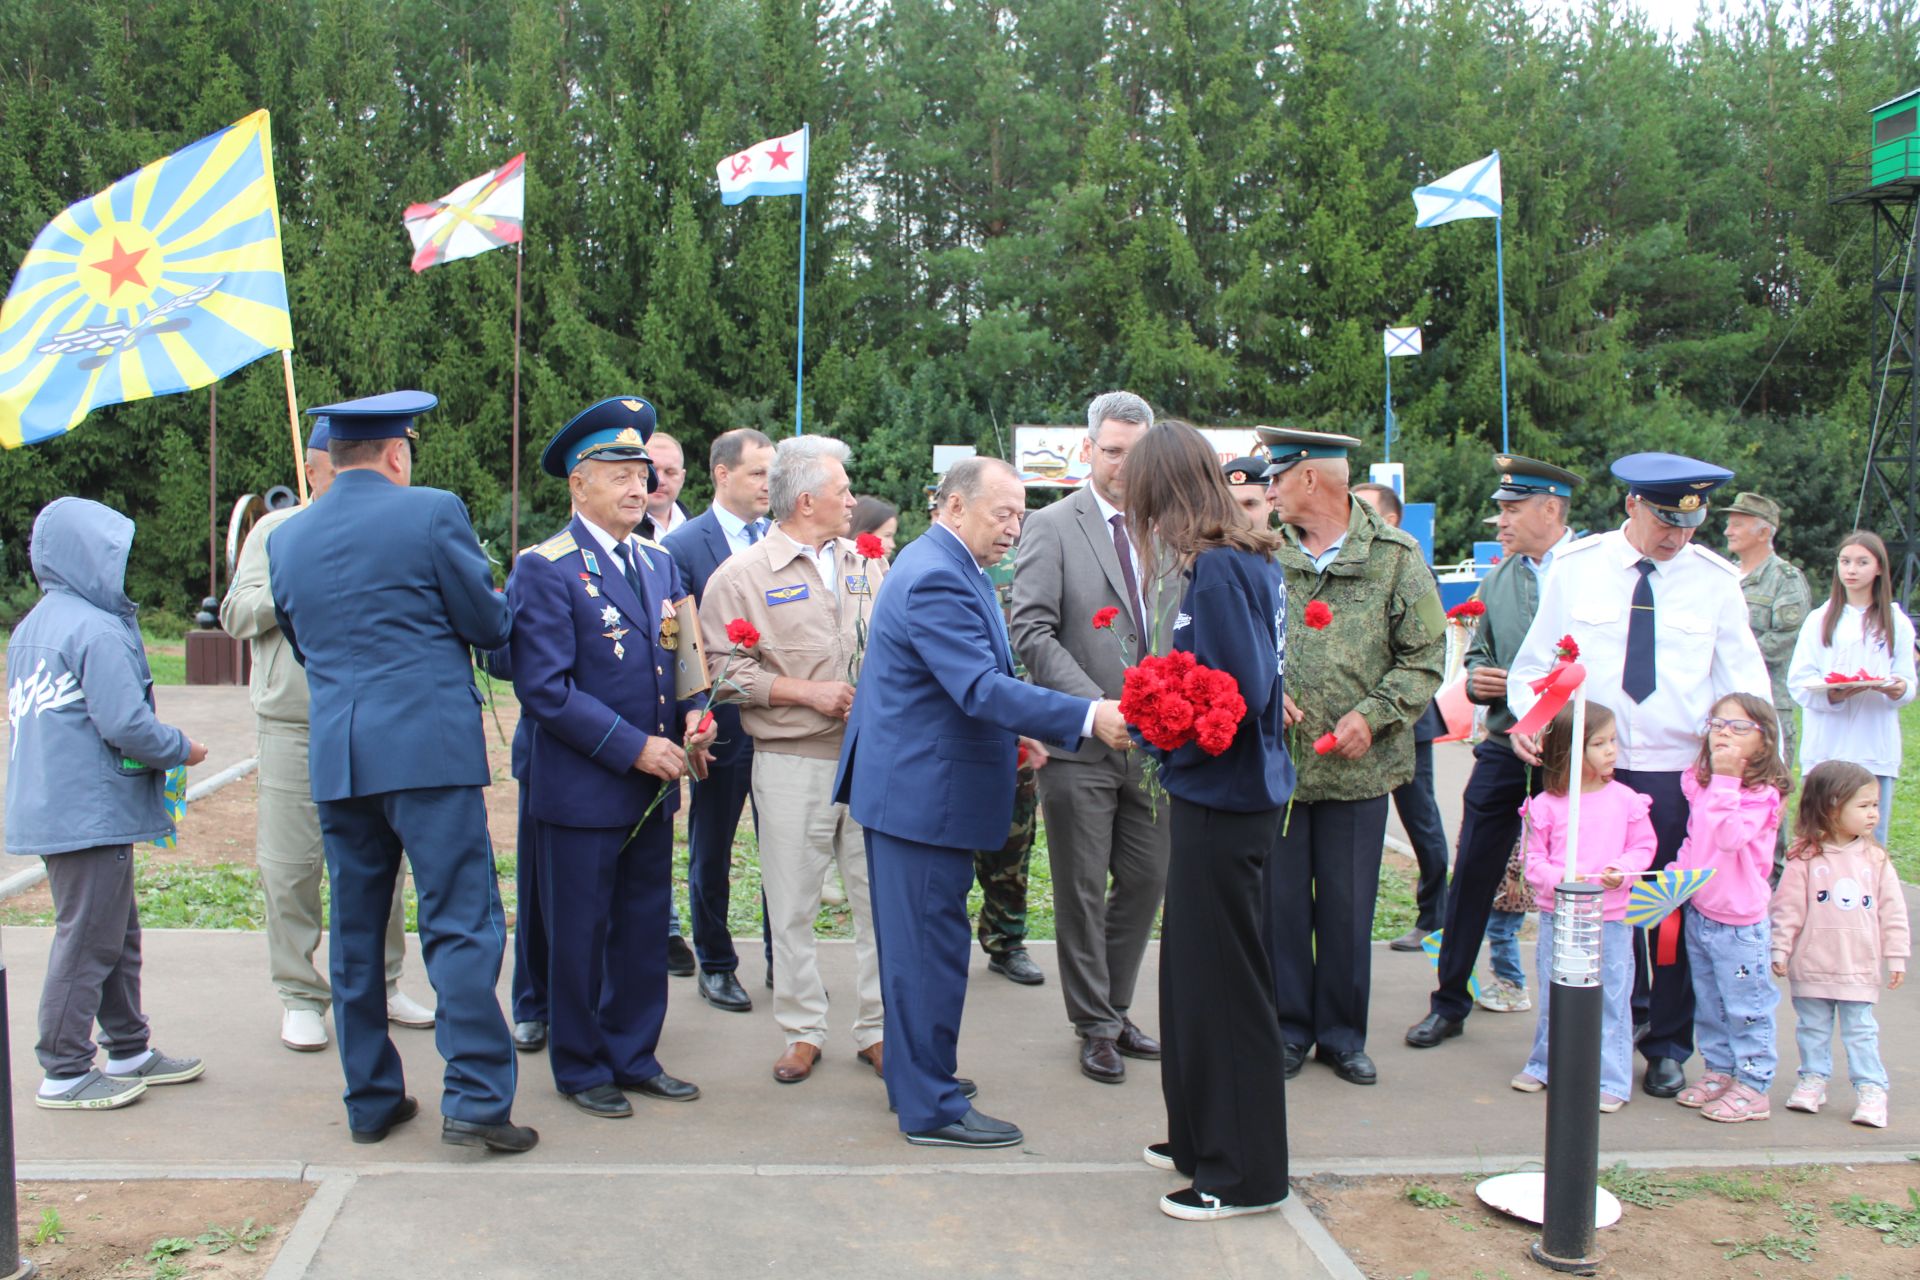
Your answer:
[1524,914,1635,1100]
[1486,909,1526,987]
[1876,775,1893,847]
[1791,997,1888,1090]
[1684,909,1780,1090]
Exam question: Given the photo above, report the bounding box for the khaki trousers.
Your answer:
[751,751,882,1050]
[256,722,407,1011]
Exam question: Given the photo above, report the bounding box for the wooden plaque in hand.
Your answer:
[672,595,711,699]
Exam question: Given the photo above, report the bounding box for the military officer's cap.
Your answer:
[306,390,436,442]
[305,417,330,451]
[1723,492,1782,527]
[1255,427,1362,479]
[1489,453,1582,503]
[1610,452,1734,528]
[1222,456,1268,487]
[540,396,659,478]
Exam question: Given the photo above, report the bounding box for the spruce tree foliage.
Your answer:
[0,0,1910,608]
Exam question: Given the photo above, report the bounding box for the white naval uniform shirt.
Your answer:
[1507,526,1771,772]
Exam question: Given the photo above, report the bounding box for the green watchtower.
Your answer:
[1871,88,1920,188]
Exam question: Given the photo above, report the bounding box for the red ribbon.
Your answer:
[1510,660,1587,738]
[1655,911,1682,966]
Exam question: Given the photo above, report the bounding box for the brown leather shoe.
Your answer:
[856,1043,883,1078]
[1080,1035,1125,1084]
[773,1042,820,1084]
[1116,1018,1162,1061]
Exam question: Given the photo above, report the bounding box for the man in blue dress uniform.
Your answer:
[268,391,534,1153]
[508,396,715,1118]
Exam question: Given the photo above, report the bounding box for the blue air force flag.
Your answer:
[1413,152,1503,227]
[716,128,809,205]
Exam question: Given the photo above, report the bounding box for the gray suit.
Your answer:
[1010,485,1170,1041]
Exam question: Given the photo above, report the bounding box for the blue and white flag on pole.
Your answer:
[716,127,808,205]
[1384,326,1422,357]
[1413,152,1502,227]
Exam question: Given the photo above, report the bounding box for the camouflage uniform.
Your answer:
[1740,552,1812,767]
[974,542,1033,956]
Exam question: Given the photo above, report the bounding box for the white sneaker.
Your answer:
[1785,1075,1827,1113]
[1476,977,1532,1013]
[1852,1083,1889,1128]
[387,991,436,1028]
[281,1009,328,1052]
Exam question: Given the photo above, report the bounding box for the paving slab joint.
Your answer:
[263,1170,356,1280]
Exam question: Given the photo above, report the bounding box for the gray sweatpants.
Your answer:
[38,845,151,1078]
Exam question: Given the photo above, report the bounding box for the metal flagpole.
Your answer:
[794,124,808,437]
[1384,346,1393,463]
[511,239,524,556]
[1494,184,1510,455]
[280,350,309,503]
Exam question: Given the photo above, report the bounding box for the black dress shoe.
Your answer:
[1388,927,1428,952]
[904,1107,1023,1148]
[1642,1056,1686,1098]
[442,1116,539,1153]
[987,950,1045,985]
[512,1020,547,1053]
[1080,1036,1126,1084]
[622,1071,701,1102]
[350,1095,418,1144]
[1116,1018,1161,1061]
[1325,1049,1378,1086]
[1283,1043,1306,1080]
[697,970,752,1012]
[563,1083,633,1118]
[666,935,696,977]
[1405,1012,1465,1049]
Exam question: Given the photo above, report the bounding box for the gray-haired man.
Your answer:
[1011,390,1168,1084]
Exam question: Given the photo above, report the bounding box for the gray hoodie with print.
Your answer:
[5,498,190,856]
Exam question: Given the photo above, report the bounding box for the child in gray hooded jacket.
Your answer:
[6,497,208,1110]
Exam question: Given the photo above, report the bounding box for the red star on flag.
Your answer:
[88,237,150,297]
[765,141,794,170]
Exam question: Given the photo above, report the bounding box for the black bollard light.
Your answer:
[0,964,38,1279]
[1531,880,1605,1273]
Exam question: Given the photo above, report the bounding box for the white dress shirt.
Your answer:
[1090,489,1150,626]
[650,501,690,537]
[1508,526,1772,771]
[578,514,654,574]
[711,502,766,559]
[1787,602,1918,776]
[1521,527,1576,577]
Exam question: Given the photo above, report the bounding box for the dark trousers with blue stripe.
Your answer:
[685,752,752,974]
[865,829,976,1133]
[509,780,547,1024]
[1430,737,1540,1023]
[539,814,671,1093]
[316,786,515,1131]
[1616,768,1694,1064]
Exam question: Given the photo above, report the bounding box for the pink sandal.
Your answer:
[1701,1081,1770,1123]
[1675,1070,1732,1109]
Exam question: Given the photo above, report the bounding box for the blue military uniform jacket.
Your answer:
[662,508,751,769]
[508,515,695,828]
[268,469,511,802]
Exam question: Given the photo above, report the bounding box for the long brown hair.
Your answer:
[1539,700,1616,796]
[1820,529,1897,651]
[1690,692,1792,795]
[1124,420,1284,596]
[1789,759,1881,859]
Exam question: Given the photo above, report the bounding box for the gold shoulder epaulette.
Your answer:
[530,531,578,561]
[637,535,668,555]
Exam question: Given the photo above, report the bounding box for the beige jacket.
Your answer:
[699,526,887,760]
[218,505,309,727]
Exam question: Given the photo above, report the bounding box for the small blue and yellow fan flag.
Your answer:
[1626,867,1715,929]
[153,764,190,850]
[0,109,292,447]
[1419,930,1483,1003]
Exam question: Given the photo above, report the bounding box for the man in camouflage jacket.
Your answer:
[1260,428,1445,1088]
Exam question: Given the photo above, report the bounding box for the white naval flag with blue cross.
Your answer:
[1412,152,1503,226]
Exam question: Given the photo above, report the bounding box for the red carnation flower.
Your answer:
[1016,742,1031,768]
[1092,606,1120,630]
[696,711,715,735]
[1313,732,1339,755]
[726,618,761,648]
[1447,599,1486,620]
[1554,635,1579,662]
[1303,600,1333,630]
[855,533,887,560]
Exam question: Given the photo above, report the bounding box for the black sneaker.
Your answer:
[1160,1186,1284,1221]
[1143,1142,1176,1171]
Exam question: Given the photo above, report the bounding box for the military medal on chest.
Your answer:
[599,603,628,659]
[578,571,599,599]
[658,596,679,651]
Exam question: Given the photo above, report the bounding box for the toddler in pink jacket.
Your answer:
[1771,760,1910,1128]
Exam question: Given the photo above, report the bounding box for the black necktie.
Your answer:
[612,541,645,602]
[1110,513,1140,620]
[1623,558,1657,703]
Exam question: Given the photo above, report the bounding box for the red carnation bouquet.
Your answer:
[1446,599,1486,623]
[631,617,758,837]
[1095,607,1248,812]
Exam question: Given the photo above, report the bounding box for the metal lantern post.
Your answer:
[0,965,37,1279]
[1531,879,1605,1273]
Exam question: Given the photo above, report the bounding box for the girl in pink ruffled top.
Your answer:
[1672,692,1791,1123]
[1770,760,1909,1129]
[1511,701,1657,1111]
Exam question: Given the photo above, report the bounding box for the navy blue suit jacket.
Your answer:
[833,523,1088,851]
[507,516,692,829]
[662,508,751,767]
[268,469,511,802]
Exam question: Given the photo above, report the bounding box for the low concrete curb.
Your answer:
[263,1172,357,1280]
[0,756,257,902]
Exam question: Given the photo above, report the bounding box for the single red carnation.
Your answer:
[1313,732,1339,755]
[1092,606,1120,630]
[726,618,761,648]
[1447,599,1486,620]
[1554,634,1579,662]
[1303,600,1333,630]
[1016,742,1030,768]
[696,711,715,735]
[855,533,887,560]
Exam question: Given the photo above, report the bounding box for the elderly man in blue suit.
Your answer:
[834,457,1133,1147]
[661,428,775,1010]
[268,391,534,1153]
[508,396,717,1119]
